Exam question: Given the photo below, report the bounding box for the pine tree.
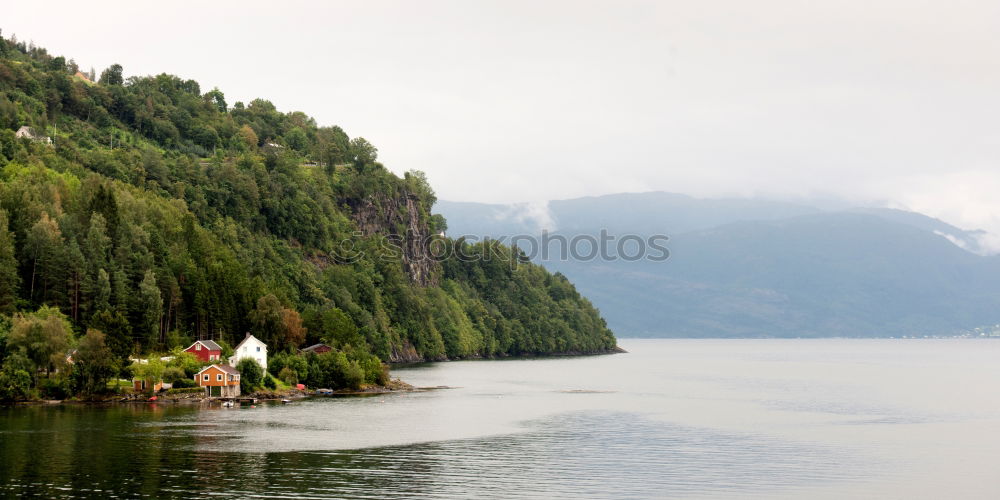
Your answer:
[94,269,111,314]
[65,241,85,322]
[138,270,163,349]
[25,212,64,305]
[0,210,19,313]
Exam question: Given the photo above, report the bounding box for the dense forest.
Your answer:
[0,33,616,399]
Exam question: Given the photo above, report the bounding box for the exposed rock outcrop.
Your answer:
[350,191,438,287]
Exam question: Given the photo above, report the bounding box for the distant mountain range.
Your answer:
[436,193,1000,338]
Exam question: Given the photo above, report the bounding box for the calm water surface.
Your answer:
[2,339,1000,498]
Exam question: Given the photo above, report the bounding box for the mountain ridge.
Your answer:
[438,193,1000,338]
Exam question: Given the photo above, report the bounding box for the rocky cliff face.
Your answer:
[350,191,438,287]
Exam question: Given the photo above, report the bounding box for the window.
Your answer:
[256,346,260,352]
[217,374,223,382]
[203,374,209,381]
[196,344,201,350]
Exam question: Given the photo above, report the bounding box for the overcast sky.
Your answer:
[5,1,1000,240]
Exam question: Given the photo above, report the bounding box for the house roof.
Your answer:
[233,333,265,351]
[196,364,240,376]
[301,343,331,353]
[187,340,222,351]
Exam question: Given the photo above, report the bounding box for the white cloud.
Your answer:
[864,170,1000,254]
[494,202,557,232]
[3,1,998,239]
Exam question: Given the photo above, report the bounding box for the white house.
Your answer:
[230,333,267,370]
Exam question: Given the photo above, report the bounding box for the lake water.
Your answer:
[2,339,1000,499]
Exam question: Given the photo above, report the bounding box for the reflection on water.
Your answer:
[2,339,1000,499]
[0,408,859,499]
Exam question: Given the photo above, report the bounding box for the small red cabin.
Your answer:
[300,343,333,355]
[184,340,223,362]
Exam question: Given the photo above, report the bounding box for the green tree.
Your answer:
[236,357,263,393]
[25,212,64,302]
[307,307,361,348]
[204,87,227,113]
[0,315,11,362]
[131,357,165,392]
[7,306,73,380]
[0,353,33,401]
[99,63,123,85]
[83,214,112,317]
[284,127,308,152]
[166,351,203,378]
[111,267,128,314]
[249,294,283,348]
[72,329,116,396]
[93,269,112,315]
[280,308,306,349]
[138,270,163,349]
[269,351,309,383]
[278,366,298,385]
[238,125,258,150]
[349,137,378,171]
[0,210,19,313]
[84,214,112,272]
[65,241,86,322]
[89,309,132,370]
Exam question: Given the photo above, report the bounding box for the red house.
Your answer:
[184,340,223,362]
[300,343,333,355]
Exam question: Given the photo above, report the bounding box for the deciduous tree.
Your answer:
[8,306,72,380]
[73,329,115,395]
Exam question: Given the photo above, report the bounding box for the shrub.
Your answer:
[278,366,297,385]
[236,358,263,393]
[263,374,276,390]
[305,351,365,390]
[0,354,32,401]
[166,387,203,395]
[270,351,309,382]
[39,376,71,399]
[171,377,197,389]
[162,367,186,383]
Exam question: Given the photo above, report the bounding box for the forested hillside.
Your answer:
[0,33,616,397]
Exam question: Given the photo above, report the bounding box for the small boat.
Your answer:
[315,388,334,396]
[281,399,292,404]
[222,401,235,408]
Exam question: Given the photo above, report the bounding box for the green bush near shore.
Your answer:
[165,387,202,395]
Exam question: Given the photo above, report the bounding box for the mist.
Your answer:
[4,0,998,237]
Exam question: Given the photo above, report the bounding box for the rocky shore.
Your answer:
[2,378,417,405]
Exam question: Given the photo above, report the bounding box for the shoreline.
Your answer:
[1,348,624,406]
[389,345,627,365]
[1,378,417,406]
